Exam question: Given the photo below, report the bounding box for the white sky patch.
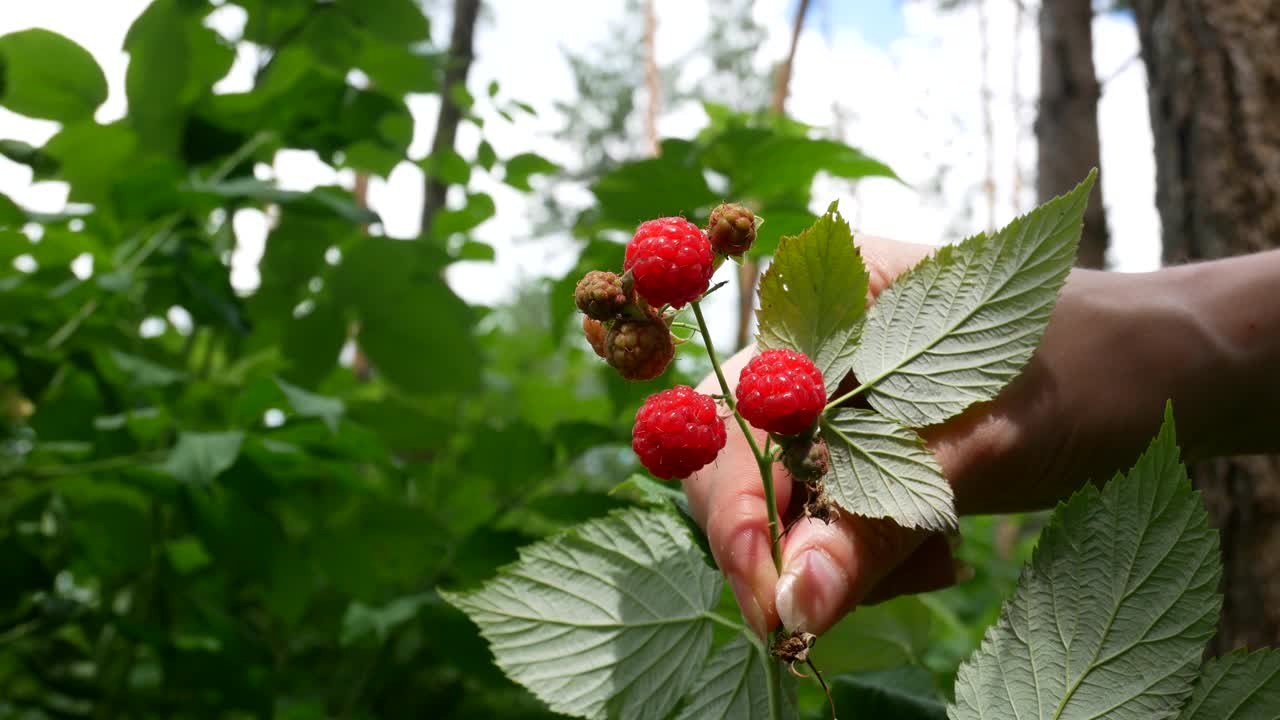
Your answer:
[0,0,1161,345]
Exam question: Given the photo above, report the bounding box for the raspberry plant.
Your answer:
[445,176,1280,719]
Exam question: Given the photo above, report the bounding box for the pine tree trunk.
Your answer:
[1133,0,1280,654]
[1037,0,1108,268]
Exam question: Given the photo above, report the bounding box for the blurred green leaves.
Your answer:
[0,29,107,122]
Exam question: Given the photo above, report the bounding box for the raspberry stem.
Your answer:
[690,301,783,569]
[690,300,785,720]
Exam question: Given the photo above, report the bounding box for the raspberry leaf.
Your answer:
[756,201,870,395]
[821,409,956,531]
[674,636,798,720]
[949,405,1221,719]
[441,509,723,720]
[1175,649,1280,719]
[851,171,1095,427]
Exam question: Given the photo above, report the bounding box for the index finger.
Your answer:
[682,345,794,638]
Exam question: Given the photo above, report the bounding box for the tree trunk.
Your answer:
[1037,0,1108,268]
[1133,0,1280,654]
[735,0,811,350]
[422,0,482,236]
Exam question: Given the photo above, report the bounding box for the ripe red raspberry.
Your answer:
[707,203,757,257]
[632,386,727,480]
[736,349,826,436]
[623,217,714,308]
[575,270,630,320]
[583,316,608,358]
[605,314,674,381]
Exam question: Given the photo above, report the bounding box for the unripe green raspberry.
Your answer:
[605,314,674,381]
[707,203,757,257]
[575,270,630,320]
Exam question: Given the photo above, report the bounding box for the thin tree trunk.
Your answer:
[1010,0,1026,214]
[978,0,996,233]
[736,0,811,350]
[1037,0,1108,268]
[1133,0,1280,653]
[643,0,660,157]
[422,0,482,236]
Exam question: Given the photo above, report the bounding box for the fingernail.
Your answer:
[729,574,767,638]
[775,549,846,633]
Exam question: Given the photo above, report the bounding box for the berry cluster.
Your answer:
[575,202,830,482]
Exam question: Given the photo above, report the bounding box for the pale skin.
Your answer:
[683,236,1280,639]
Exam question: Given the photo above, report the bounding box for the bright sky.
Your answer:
[0,1,1160,347]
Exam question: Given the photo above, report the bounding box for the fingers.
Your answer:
[852,234,936,298]
[683,346,793,638]
[774,513,927,635]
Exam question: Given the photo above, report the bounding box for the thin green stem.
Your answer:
[690,300,785,720]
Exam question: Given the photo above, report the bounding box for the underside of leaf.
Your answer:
[821,409,956,531]
[441,509,723,720]
[950,405,1221,720]
[852,172,1095,427]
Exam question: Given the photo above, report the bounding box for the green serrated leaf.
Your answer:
[1176,649,1280,720]
[0,29,108,122]
[949,404,1221,719]
[821,409,956,531]
[674,636,797,720]
[852,172,1095,427]
[757,201,869,394]
[441,509,721,720]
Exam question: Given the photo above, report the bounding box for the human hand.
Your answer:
[680,234,1156,638]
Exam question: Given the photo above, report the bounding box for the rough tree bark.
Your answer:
[1133,0,1280,653]
[422,0,482,236]
[1037,0,1108,268]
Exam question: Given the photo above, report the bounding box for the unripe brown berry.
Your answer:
[583,316,608,358]
[575,270,630,320]
[782,436,830,482]
[707,203,757,257]
[605,314,674,381]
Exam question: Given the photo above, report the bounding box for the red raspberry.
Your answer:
[707,203,757,257]
[736,349,826,436]
[632,386,727,480]
[583,316,608,358]
[623,217,714,308]
[605,314,674,381]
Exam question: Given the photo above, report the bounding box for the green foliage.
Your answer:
[1176,650,1280,719]
[443,510,723,720]
[851,172,1094,427]
[950,406,1224,719]
[0,28,108,122]
[822,409,955,530]
[756,201,868,394]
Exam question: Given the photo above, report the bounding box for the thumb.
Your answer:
[774,513,926,634]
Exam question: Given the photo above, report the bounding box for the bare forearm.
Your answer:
[1168,249,1280,458]
[940,250,1280,514]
